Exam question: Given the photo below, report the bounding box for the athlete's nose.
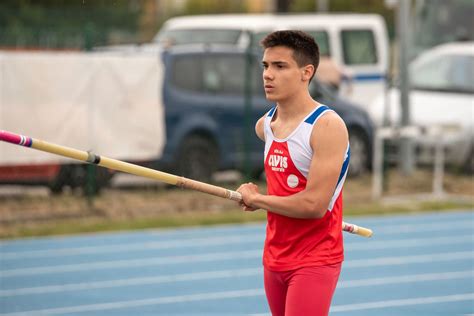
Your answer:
[263,68,274,81]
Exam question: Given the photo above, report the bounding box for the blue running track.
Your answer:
[1,210,473,315]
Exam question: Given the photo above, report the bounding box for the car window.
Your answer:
[171,56,202,92]
[341,29,377,65]
[411,53,474,92]
[203,55,246,94]
[450,55,474,92]
[411,55,452,89]
[253,32,270,50]
[309,80,335,102]
[172,54,264,96]
[156,29,241,45]
[305,30,330,57]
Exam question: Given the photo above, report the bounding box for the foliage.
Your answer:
[181,0,247,15]
[0,0,141,49]
[0,0,398,49]
[290,0,396,39]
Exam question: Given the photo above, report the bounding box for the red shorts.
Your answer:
[263,263,342,316]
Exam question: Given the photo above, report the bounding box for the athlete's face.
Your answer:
[262,46,312,102]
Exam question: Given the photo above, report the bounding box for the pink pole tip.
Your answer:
[0,130,33,147]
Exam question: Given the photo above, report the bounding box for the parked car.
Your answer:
[0,44,374,194]
[99,13,390,107]
[154,13,389,107]
[368,42,474,172]
[156,45,374,180]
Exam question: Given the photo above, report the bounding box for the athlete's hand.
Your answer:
[237,182,260,212]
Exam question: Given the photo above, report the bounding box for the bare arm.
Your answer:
[238,112,348,219]
[255,116,265,141]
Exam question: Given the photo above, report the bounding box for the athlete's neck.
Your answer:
[275,92,319,121]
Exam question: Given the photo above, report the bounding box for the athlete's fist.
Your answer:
[237,182,260,212]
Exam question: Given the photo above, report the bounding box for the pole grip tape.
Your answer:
[86,151,101,164]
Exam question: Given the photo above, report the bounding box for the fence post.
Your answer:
[432,127,445,197]
[372,126,420,200]
[372,127,394,200]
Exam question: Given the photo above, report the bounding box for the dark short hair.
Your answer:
[261,30,320,80]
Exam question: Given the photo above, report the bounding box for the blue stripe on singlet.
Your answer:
[268,106,276,117]
[304,105,329,124]
[337,146,350,186]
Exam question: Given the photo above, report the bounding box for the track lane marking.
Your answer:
[1,231,472,261]
[1,291,472,315]
[1,219,472,258]
[1,250,472,278]
[1,269,471,297]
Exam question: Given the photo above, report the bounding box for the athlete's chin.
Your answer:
[265,93,280,102]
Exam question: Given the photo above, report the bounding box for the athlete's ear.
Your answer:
[301,64,315,82]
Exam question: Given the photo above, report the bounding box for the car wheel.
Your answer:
[177,135,218,182]
[48,166,70,194]
[80,165,113,195]
[49,164,112,195]
[348,128,369,177]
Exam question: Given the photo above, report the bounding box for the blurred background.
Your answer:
[0,0,472,238]
[0,2,473,315]
[0,0,397,51]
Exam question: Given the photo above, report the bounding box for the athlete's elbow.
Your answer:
[308,208,327,219]
[301,203,327,219]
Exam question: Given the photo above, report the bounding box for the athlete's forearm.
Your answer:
[250,191,328,219]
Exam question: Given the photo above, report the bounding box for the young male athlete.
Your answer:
[237,30,350,316]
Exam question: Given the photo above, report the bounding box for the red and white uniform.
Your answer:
[262,104,350,271]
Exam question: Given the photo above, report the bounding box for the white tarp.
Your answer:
[0,51,165,165]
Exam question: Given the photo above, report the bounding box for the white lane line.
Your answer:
[0,220,474,258]
[251,293,474,315]
[0,268,262,297]
[351,211,472,225]
[344,251,474,268]
[0,250,261,278]
[1,250,472,278]
[1,291,472,316]
[1,225,472,261]
[1,267,471,297]
[346,235,473,251]
[0,288,266,316]
[0,234,264,260]
[330,293,474,312]
[338,270,473,288]
[376,220,473,235]
[0,216,474,254]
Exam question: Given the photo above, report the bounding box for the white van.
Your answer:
[154,14,389,107]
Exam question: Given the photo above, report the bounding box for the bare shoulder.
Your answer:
[310,111,348,148]
[255,116,265,141]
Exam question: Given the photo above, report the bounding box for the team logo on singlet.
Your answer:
[287,174,299,188]
[268,149,288,172]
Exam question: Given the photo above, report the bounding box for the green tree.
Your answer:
[182,0,247,15]
[0,0,142,49]
[290,0,395,40]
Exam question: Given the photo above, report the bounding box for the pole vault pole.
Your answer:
[0,130,373,237]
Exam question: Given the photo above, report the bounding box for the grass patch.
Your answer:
[3,199,471,239]
[1,169,472,239]
[2,210,268,239]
